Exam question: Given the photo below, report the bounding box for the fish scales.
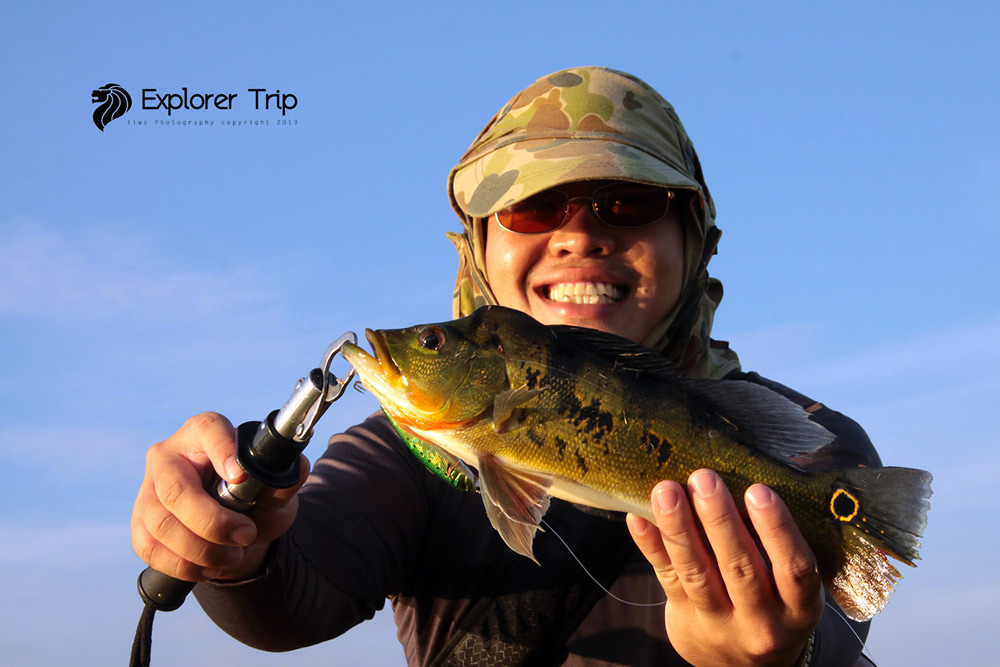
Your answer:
[341,305,932,621]
[492,341,814,519]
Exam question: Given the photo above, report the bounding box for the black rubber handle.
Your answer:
[137,568,197,612]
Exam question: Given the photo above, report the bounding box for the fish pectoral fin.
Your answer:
[477,454,552,563]
[493,385,546,435]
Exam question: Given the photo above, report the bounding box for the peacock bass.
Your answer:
[340,305,932,621]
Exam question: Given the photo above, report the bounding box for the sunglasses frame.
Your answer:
[493,183,676,235]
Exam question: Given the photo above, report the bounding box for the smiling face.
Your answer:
[484,180,685,344]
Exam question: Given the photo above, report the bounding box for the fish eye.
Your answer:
[419,327,447,351]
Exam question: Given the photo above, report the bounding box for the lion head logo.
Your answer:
[91,83,132,131]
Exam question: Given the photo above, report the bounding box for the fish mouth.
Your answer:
[341,330,444,429]
[544,281,625,305]
[341,329,404,403]
[366,329,402,378]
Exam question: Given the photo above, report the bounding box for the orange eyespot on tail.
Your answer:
[824,467,931,620]
[830,488,860,522]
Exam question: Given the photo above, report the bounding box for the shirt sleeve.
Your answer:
[193,413,432,651]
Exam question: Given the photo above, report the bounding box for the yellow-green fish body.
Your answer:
[341,306,931,621]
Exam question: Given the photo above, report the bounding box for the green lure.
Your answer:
[383,408,478,493]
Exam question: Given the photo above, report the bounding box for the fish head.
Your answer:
[342,308,517,430]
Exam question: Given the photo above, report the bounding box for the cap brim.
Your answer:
[451,137,702,219]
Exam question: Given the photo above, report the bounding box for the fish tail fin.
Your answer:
[823,467,932,621]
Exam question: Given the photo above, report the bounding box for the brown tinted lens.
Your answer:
[593,185,672,228]
[495,190,569,233]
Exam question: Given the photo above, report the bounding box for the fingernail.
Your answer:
[690,470,718,498]
[231,524,256,546]
[224,456,244,481]
[202,568,224,580]
[654,486,679,514]
[746,484,774,509]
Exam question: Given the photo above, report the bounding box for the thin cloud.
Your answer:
[729,318,1000,465]
[0,425,151,479]
[0,218,272,322]
[0,519,130,571]
[800,319,1000,390]
[731,317,1000,391]
[0,520,404,666]
[724,321,821,372]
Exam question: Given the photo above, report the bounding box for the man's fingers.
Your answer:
[627,512,671,570]
[132,412,306,584]
[147,440,256,546]
[688,470,772,611]
[176,412,242,483]
[647,478,729,613]
[131,497,244,581]
[745,484,823,620]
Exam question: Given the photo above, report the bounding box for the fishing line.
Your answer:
[543,518,876,663]
[824,600,875,663]
[540,518,667,607]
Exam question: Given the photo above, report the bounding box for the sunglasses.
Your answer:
[494,183,675,234]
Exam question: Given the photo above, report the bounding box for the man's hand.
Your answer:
[627,469,824,667]
[131,412,309,582]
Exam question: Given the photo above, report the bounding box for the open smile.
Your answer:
[544,281,625,305]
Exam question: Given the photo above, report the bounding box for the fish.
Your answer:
[340,305,932,621]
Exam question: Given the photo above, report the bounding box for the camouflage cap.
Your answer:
[447,67,739,379]
[448,66,715,220]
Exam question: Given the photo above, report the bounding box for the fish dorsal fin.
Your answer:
[549,325,677,378]
[477,454,552,563]
[678,377,835,460]
[551,324,832,461]
[493,385,547,434]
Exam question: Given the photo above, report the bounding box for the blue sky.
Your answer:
[2,1,998,664]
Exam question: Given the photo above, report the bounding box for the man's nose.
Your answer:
[547,202,616,257]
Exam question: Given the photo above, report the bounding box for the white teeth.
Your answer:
[547,282,624,304]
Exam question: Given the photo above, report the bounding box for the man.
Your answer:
[133,67,878,666]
